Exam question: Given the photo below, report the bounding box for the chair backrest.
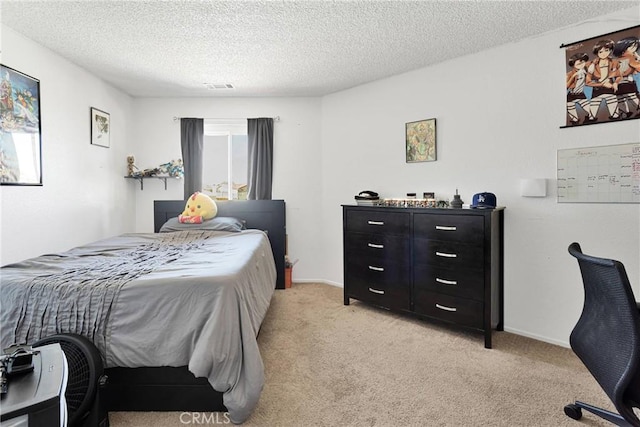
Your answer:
[568,242,640,424]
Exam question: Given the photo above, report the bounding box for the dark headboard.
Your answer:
[154,199,286,290]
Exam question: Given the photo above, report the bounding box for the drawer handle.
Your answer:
[368,287,385,295]
[435,225,457,231]
[367,243,384,249]
[435,303,457,312]
[367,220,385,225]
[436,278,457,285]
[435,251,457,258]
[368,265,384,272]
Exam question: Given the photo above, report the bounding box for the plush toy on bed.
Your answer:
[178,192,218,224]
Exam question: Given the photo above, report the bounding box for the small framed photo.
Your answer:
[91,107,110,148]
[406,118,436,163]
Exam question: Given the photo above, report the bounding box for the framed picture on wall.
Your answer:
[91,107,110,147]
[406,118,436,162]
[562,25,640,127]
[0,64,42,186]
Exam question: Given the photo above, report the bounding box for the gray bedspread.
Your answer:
[0,229,276,423]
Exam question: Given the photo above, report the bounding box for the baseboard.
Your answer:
[291,279,343,288]
[503,326,569,348]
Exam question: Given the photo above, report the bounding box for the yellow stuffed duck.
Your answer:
[178,192,218,224]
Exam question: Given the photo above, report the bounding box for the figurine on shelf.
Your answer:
[141,168,160,177]
[126,155,137,176]
[159,158,184,178]
[451,189,463,209]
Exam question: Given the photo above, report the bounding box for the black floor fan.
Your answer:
[33,334,109,427]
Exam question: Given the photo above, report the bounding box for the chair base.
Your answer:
[564,401,635,427]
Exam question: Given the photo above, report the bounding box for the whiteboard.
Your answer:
[557,143,640,203]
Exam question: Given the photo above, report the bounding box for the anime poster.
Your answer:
[563,25,640,127]
[0,64,42,185]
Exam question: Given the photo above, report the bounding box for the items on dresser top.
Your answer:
[342,205,504,348]
[450,189,463,208]
[355,190,380,206]
[471,192,497,209]
[379,198,437,208]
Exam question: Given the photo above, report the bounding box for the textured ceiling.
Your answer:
[1,1,637,97]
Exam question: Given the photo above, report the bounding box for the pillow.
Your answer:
[178,192,218,224]
[159,216,246,233]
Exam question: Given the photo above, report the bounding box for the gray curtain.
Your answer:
[247,118,274,200]
[180,118,204,198]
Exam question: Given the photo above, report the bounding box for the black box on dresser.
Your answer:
[342,205,504,348]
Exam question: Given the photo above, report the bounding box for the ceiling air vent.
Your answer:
[204,83,235,90]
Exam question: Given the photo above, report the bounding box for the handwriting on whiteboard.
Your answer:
[557,143,640,203]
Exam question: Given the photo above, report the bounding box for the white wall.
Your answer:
[0,26,136,265]
[3,7,639,348]
[320,6,640,347]
[129,97,324,280]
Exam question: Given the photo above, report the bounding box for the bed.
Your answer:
[0,199,286,424]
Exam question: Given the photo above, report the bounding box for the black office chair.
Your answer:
[564,242,640,426]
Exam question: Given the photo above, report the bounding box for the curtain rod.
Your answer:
[173,116,280,122]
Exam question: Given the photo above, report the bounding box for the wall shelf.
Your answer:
[125,176,177,190]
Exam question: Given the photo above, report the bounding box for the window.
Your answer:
[202,119,248,200]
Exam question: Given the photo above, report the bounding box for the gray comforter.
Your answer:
[0,229,276,423]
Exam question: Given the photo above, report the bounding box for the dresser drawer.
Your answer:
[414,290,483,329]
[414,238,484,271]
[414,265,484,301]
[346,266,410,311]
[346,210,410,236]
[414,214,484,243]
[345,232,409,263]
[345,255,410,286]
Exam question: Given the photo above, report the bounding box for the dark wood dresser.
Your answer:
[343,205,504,348]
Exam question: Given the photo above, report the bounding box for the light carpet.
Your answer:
[109,282,610,426]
